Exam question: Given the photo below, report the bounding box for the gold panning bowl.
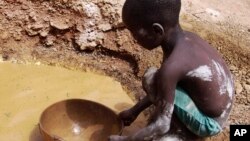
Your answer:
[39,99,123,141]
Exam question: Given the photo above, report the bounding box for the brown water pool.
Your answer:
[0,62,146,141]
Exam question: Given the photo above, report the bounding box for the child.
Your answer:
[109,0,234,140]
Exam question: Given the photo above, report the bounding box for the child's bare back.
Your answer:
[170,31,234,118]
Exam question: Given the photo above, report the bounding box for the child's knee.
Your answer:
[142,67,158,92]
[142,67,158,101]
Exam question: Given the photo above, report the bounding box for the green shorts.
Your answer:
[174,87,222,137]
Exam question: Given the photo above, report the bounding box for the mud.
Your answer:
[0,0,249,141]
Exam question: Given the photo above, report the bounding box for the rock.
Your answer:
[247,79,250,85]
[75,30,104,51]
[103,0,116,5]
[4,11,16,20]
[243,83,250,93]
[235,82,243,95]
[241,70,247,75]
[21,4,29,10]
[30,23,44,31]
[50,19,70,30]
[39,28,50,37]
[229,65,237,71]
[113,21,125,28]
[82,2,101,18]
[29,11,37,22]
[0,55,3,62]
[13,32,21,41]
[26,23,44,36]
[35,62,41,66]
[26,28,39,36]
[0,31,9,40]
[76,23,84,32]
[62,0,68,3]
[45,35,55,46]
[98,23,112,31]
[0,1,4,6]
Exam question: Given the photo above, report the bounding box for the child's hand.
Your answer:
[108,135,128,141]
[119,109,137,126]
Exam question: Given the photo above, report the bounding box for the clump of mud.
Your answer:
[0,0,249,141]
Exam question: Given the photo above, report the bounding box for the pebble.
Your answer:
[243,83,250,93]
[50,19,70,30]
[45,35,55,46]
[0,31,9,40]
[235,82,243,95]
[229,65,237,71]
[98,23,112,32]
[35,62,41,66]
[246,79,250,85]
[13,32,21,41]
[39,28,50,37]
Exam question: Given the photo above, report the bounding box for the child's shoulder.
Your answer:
[177,30,214,52]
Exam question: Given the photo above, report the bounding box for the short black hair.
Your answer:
[122,0,181,28]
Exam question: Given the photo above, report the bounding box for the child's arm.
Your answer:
[110,62,179,141]
[127,65,177,140]
[119,96,152,126]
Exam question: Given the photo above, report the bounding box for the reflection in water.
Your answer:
[0,62,146,141]
[72,123,81,135]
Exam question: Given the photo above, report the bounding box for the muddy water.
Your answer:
[0,62,146,141]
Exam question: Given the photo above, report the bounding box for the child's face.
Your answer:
[127,25,162,50]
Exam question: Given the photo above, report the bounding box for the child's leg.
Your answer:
[174,87,222,137]
[142,67,223,137]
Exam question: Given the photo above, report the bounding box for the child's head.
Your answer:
[122,0,181,49]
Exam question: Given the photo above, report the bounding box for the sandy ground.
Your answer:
[0,0,249,140]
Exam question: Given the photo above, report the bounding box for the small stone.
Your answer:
[48,7,56,13]
[80,42,97,50]
[113,21,125,28]
[243,83,250,93]
[40,31,49,37]
[29,11,37,22]
[0,31,9,40]
[35,62,41,66]
[31,23,44,31]
[62,0,68,3]
[50,19,70,30]
[242,70,247,75]
[26,24,44,36]
[247,79,250,85]
[248,29,250,32]
[21,5,29,10]
[76,23,84,32]
[235,82,243,95]
[98,23,112,31]
[229,65,237,71]
[0,55,3,62]
[13,32,21,41]
[39,28,50,37]
[26,28,39,36]
[45,35,55,46]
[2,54,9,61]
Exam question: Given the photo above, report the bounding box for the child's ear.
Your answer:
[152,23,164,35]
